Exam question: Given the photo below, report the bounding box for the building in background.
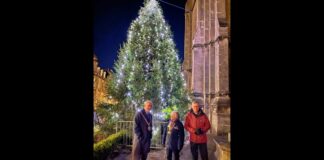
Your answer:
[183,0,230,159]
[93,54,114,110]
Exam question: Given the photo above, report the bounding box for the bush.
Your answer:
[94,125,107,143]
[96,103,119,135]
[94,132,107,143]
[93,130,126,160]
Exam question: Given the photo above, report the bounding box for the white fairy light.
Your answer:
[128,31,133,39]
[127,92,131,97]
[146,0,157,14]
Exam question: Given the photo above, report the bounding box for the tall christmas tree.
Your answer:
[108,0,190,119]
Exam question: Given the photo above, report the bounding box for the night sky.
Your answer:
[94,0,187,70]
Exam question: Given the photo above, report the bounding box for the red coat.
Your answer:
[184,109,211,143]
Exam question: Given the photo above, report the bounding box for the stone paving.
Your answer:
[110,134,217,160]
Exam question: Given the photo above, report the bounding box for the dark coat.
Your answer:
[163,119,185,151]
[134,109,153,153]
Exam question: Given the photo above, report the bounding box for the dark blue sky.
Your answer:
[94,0,187,70]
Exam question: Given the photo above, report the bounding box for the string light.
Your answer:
[127,92,131,97]
[112,0,190,114]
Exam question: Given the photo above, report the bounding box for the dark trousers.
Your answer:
[135,147,148,160]
[140,152,148,160]
[167,147,179,160]
[190,142,208,160]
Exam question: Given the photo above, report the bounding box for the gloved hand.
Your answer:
[194,128,203,135]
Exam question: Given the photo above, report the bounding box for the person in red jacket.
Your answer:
[184,101,211,160]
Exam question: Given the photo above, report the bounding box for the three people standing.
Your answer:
[132,100,211,160]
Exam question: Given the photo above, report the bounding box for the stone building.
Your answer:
[93,54,109,110]
[183,0,230,159]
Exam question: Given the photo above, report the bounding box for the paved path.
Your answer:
[110,135,217,160]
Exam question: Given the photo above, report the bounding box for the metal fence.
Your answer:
[115,121,168,149]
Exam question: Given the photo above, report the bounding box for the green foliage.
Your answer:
[108,0,191,115]
[94,130,107,143]
[94,125,100,133]
[162,104,189,120]
[162,105,178,120]
[93,130,127,160]
[95,103,119,135]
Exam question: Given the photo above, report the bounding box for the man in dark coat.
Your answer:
[132,100,153,160]
[163,111,185,160]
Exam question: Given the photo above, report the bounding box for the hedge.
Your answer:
[93,130,126,160]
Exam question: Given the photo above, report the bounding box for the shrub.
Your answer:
[93,130,126,160]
